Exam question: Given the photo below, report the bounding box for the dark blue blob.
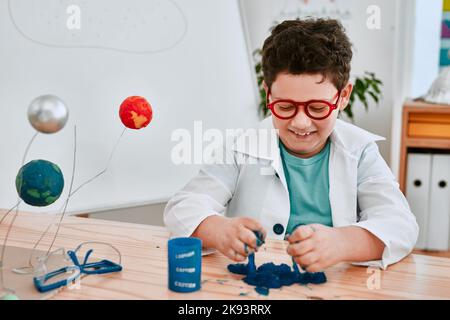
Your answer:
[308,272,327,284]
[228,260,327,293]
[279,271,298,286]
[257,262,291,276]
[226,253,257,275]
[247,253,256,274]
[292,260,327,285]
[227,263,248,275]
[243,271,282,289]
[296,272,327,285]
[255,286,269,296]
[297,271,312,285]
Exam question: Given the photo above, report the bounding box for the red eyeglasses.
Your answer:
[266,88,342,120]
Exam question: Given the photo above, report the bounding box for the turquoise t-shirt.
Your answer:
[280,139,333,235]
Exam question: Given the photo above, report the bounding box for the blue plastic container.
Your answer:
[168,237,202,293]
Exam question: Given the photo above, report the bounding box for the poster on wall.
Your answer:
[440,0,450,68]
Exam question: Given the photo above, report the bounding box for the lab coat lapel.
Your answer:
[328,137,358,227]
[232,117,288,189]
[329,119,386,227]
[270,141,288,190]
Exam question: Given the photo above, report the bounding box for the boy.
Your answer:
[164,19,418,271]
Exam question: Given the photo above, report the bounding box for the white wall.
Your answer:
[410,0,443,98]
[390,0,442,178]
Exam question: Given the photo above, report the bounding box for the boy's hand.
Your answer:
[210,216,266,262]
[286,224,345,272]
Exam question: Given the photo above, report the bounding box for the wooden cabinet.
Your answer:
[399,100,450,193]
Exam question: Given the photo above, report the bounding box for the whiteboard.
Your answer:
[0,0,259,214]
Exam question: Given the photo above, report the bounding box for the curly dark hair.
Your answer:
[262,18,353,91]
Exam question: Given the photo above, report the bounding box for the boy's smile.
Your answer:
[266,73,352,159]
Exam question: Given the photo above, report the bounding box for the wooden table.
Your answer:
[1,210,450,300]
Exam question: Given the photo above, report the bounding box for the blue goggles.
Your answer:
[34,242,122,293]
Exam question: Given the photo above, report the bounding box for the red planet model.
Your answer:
[119,96,153,129]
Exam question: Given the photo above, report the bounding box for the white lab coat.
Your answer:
[164,117,419,269]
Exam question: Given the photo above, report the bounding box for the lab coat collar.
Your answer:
[231,116,386,160]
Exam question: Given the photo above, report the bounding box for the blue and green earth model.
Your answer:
[15,159,64,207]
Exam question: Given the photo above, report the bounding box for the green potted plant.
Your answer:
[253,49,383,121]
